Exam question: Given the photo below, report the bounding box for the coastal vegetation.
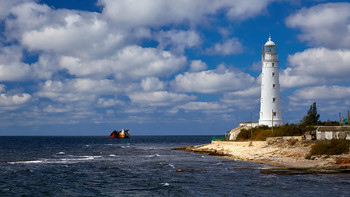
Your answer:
[235,102,350,157]
[307,139,350,158]
[236,124,313,141]
[300,102,320,126]
[237,102,339,141]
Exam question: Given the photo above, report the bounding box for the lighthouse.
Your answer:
[259,36,283,126]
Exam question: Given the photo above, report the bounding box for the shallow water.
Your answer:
[0,136,349,196]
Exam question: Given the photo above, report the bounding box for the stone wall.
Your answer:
[265,136,303,145]
[211,140,267,147]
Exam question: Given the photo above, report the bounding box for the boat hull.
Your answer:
[109,129,130,138]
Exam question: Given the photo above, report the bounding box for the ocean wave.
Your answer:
[146,154,160,158]
[7,155,104,165]
[8,160,44,164]
[168,164,175,168]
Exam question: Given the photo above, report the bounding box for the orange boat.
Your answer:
[109,129,130,138]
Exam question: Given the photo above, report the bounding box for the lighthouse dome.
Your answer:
[265,37,275,46]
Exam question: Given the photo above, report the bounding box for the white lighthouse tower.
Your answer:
[259,36,283,126]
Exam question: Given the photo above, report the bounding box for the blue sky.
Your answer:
[1,0,350,136]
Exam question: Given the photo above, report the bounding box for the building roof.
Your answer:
[264,37,275,46]
[316,126,350,132]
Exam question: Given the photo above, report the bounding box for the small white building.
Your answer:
[227,122,259,140]
[316,126,350,140]
[259,36,283,127]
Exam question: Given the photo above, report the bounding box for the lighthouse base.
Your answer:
[259,120,283,127]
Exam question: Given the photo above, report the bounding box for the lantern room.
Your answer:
[262,37,278,62]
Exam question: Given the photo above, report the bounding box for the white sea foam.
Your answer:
[109,154,117,157]
[168,164,175,168]
[9,155,104,165]
[146,154,160,158]
[56,152,65,155]
[161,183,170,186]
[77,156,102,160]
[9,160,44,164]
[55,155,102,163]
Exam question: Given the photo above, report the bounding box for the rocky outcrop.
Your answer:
[173,140,350,174]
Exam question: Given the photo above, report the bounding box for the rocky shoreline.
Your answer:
[173,140,350,174]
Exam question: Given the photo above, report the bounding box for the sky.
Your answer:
[0,0,350,136]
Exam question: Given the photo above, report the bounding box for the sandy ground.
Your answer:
[175,140,350,172]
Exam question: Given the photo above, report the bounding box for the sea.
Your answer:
[0,136,349,197]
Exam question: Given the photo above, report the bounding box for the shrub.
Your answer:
[252,129,273,141]
[310,139,350,156]
[236,125,271,141]
[236,124,314,141]
[236,128,251,140]
[321,120,339,126]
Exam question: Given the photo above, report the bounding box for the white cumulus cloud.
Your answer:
[0,46,31,81]
[292,85,350,100]
[206,38,243,55]
[141,77,165,91]
[60,46,187,80]
[177,101,232,114]
[156,30,202,53]
[189,60,208,72]
[288,85,350,113]
[129,91,196,107]
[0,85,31,110]
[281,48,350,88]
[99,0,272,27]
[21,11,125,58]
[172,66,255,93]
[37,79,118,103]
[286,2,350,49]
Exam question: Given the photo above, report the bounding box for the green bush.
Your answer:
[320,120,339,126]
[236,128,251,140]
[236,125,270,141]
[236,124,314,141]
[252,129,274,141]
[310,139,350,156]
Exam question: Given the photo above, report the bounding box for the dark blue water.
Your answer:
[0,136,349,196]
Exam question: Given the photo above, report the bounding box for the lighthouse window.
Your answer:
[272,72,275,77]
[273,84,276,88]
[273,112,277,116]
[272,63,275,67]
[272,97,276,103]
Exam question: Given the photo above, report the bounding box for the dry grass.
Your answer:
[310,139,349,156]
